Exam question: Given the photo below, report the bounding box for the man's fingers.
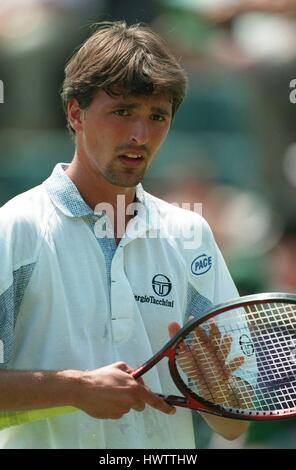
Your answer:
[208,320,221,341]
[131,363,176,416]
[219,334,232,360]
[149,396,176,415]
[228,356,245,374]
[168,321,181,339]
[115,361,134,373]
[134,375,145,386]
[143,386,176,415]
[192,325,208,344]
[132,402,146,412]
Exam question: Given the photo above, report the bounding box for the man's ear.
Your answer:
[67,98,84,133]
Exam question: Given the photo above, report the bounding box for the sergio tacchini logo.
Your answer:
[152,274,172,297]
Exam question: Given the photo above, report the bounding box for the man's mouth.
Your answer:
[118,154,145,167]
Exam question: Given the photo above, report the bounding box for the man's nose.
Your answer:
[129,118,148,145]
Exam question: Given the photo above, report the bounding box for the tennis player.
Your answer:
[0,21,250,448]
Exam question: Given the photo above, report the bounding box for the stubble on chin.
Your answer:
[103,164,146,188]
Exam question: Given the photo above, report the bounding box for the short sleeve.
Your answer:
[0,202,38,368]
[0,264,35,367]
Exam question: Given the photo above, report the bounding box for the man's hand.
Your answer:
[168,320,245,407]
[72,362,176,419]
[168,320,251,440]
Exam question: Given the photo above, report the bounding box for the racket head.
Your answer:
[168,292,296,420]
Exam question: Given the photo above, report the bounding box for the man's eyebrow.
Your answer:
[151,106,171,118]
[112,102,171,117]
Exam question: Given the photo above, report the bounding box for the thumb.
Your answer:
[168,321,181,339]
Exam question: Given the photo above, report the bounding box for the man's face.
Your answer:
[71,90,172,188]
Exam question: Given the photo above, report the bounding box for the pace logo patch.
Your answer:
[191,254,212,276]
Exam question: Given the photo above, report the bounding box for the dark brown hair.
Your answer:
[61,21,188,135]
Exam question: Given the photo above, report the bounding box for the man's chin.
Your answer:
[105,172,144,188]
[113,178,143,188]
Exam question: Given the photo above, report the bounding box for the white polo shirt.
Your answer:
[0,163,241,449]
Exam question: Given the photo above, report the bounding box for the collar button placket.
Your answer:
[110,245,135,343]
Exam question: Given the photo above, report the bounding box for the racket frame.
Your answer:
[132,292,296,420]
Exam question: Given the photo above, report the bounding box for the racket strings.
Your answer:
[176,335,251,408]
[245,303,296,412]
[175,301,296,414]
[176,349,243,407]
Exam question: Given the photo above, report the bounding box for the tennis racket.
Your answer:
[132,292,296,421]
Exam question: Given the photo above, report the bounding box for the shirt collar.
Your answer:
[43,163,93,217]
[43,163,157,227]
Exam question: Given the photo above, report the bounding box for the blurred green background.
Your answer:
[1,0,296,449]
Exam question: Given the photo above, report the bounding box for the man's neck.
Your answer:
[65,156,137,242]
[65,156,136,209]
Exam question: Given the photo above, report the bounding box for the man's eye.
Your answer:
[151,114,165,122]
[114,109,129,116]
